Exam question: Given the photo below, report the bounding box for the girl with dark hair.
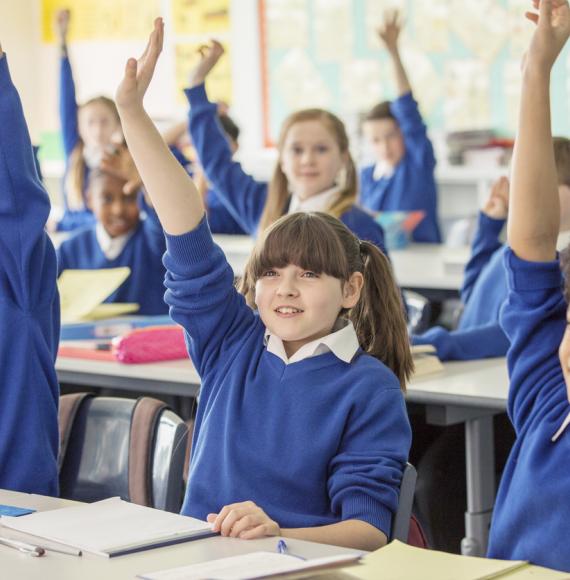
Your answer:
[115,20,412,551]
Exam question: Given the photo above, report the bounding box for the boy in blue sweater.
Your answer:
[487,0,570,571]
[360,11,441,244]
[57,147,168,315]
[414,148,570,362]
[185,41,388,256]
[0,46,60,495]
[115,19,412,550]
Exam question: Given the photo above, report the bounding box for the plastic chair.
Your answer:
[391,463,428,547]
[403,290,432,335]
[58,394,188,513]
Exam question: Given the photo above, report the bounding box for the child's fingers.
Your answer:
[206,513,217,523]
[525,11,540,24]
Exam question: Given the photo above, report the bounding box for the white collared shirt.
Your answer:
[95,223,134,260]
[372,161,395,181]
[288,185,341,214]
[264,318,360,365]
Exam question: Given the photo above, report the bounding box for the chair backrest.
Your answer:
[391,462,419,543]
[58,395,187,513]
[403,290,432,335]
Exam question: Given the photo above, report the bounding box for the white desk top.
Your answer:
[407,357,509,411]
[57,348,509,413]
[0,491,359,580]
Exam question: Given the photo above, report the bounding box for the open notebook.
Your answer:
[0,497,214,557]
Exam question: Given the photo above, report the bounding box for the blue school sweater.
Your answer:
[0,55,60,495]
[164,218,411,536]
[413,213,509,360]
[359,92,441,244]
[57,199,168,315]
[186,84,388,254]
[169,145,246,235]
[57,55,95,232]
[487,250,570,572]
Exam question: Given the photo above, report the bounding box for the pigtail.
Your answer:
[350,240,413,390]
[64,141,87,211]
[328,153,358,219]
[259,165,290,233]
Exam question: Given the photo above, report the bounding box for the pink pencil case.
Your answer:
[112,326,188,364]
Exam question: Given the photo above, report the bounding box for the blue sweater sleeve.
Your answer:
[461,212,505,304]
[162,217,258,377]
[390,92,436,171]
[413,323,510,361]
[186,84,268,235]
[0,54,60,495]
[500,250,568,434]
[329,385,411,536]
[60,55,79,159]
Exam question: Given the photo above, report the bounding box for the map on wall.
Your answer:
[259,0,570,145]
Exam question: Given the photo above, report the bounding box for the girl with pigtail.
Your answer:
[115,19,412,551]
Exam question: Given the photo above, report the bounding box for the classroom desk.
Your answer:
[56,352,509,558]
[0,490,358,580]
[408,358,509,558]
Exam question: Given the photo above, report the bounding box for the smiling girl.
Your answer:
[115,19,412,551]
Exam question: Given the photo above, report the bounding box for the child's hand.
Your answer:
[377,9,403,54]
[482,176,510,220]
[115,17,164,113]
[207,500,281,539]
[524,0,570,72]
[55,9,70,46]
[188,40,224,88]
[100,146,143,195]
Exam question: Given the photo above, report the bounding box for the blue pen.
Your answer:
[276,539,305,560]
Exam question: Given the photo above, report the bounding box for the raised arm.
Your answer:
[186,41,267,234]
[56,9,79,158]
[378,10,411,97]
[507,0,570,261]
[115,18,204,235]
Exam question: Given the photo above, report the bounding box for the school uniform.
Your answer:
[413,213,509,360]
[487,250,570,572]
[169,144,247,235]
[57,198,168,315]
[359,92,441,243]
[57,55,96,232]
[186,84,388,255]
[165,217,411,537]
[0,55,60,495]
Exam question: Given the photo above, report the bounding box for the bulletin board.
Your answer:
[259,0,570,147]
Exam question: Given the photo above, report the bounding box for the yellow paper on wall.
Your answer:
[41,0,159,43]
[171,0,230,36]
[58,268,136,323]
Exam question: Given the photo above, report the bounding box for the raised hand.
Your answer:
[207,500,281,540]
[55,9,70,47]
[100,146,143,196]
[188,40,224,88]
[482,176,510,220]
[525,0,570,71]
[377,9,403,54]
[115,17,164,112]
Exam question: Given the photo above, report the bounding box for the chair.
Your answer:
[391,463,428,547]
[403,290,432,335]
[58,394,188,513]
